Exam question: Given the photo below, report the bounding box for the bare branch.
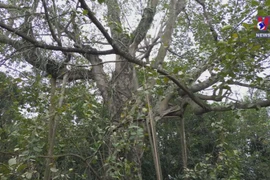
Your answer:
[168,48,190,58]
[140,37,160,61]
[42,0,62,46]
[79,0,113,45]
[0,31,95,80]
[229,81,270,92]
[0,3,29,10]
[0,21,115,55]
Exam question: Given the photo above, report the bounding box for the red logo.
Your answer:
[257,16,270,31]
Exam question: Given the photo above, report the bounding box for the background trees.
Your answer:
[0,0,270,179]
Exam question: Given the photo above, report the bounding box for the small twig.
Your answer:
[168,48,190,58]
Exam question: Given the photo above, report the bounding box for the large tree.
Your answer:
[0,0,270,179]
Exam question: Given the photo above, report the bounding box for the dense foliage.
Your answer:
[0,0,270,179]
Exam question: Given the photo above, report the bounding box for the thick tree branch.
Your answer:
[0,32,95,80]
[58,16,110,102]
[189,74,219,93]
[190,99,270,115]
[79,0,209,110]
[154,87,175,117]
[0,21,115,55]
[130,0,158,49]
[197,93,223,101]
[105,0,122,41]
[211,99,270,112]
[153,0,186,68]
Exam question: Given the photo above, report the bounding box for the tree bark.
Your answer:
[180,116,188,170]
[44,77,57,180]
[44,74,68,180]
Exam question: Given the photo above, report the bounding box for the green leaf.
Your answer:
[33,147,42,152]
[25,172,33,179]
[17,164,27,172]
[242,23,250,29]
[257,9,268,16]
[232,33,238,39]
[251,0,260,6]
[50,167,59,172]
[142,107,148,113]
[221,25,232,31]
[163,3,170,9]
[163,77,169,84]
[98,0,105,4]
[8,158,16,166]
[82,10,88,15]
[213,67,219,72]
[114,26,123,33]
[0,164,10,174]
[251,45,261,51]
[266,0,270,6]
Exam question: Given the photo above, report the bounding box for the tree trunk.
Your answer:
[44,75,68,180]
[180,116,188,170]
[104,66,146,178]
[44,78,57,180]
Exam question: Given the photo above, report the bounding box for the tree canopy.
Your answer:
[0,0,270,179]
